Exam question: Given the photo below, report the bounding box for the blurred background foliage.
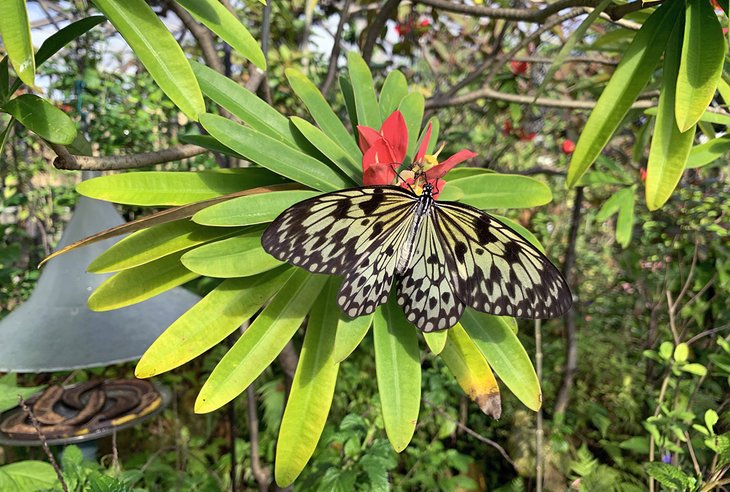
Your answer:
[0,0,728,490]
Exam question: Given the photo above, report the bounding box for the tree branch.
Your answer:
[169,2,224,74]
[321,0,353,95]
[51,143,208,171]
[361,0,401,64]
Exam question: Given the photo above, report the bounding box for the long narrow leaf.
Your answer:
[567,0,682,187]
[675,0,726,131]
[441,323,501,418]
[176,0,266,69]
[192,190,318,227]
[285,68,362,159]
[461,310,541,411]
[398,92,425,163]
[136,268,293,377]
[379,70,408,120]
[373,300,421,452]
[200,114,351,192]
[333,313,373,363]
[195,270,326,412]
[291,117,361,181]
[91,0,204,119]
[0,0,35,87]
[439,174,552,209]
[347,52,381,129]
[88,251,198,311]
[276,279,340,487]
[181,229,283,277]
[646,22,695,211]
[3,94,77,144]
[687,135,730,168]
[423,331,447,355]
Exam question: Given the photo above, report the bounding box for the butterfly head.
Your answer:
[422,182,434,197]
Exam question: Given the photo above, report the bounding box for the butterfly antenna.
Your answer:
[391,165,416,194]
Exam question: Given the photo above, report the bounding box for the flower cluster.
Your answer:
[356,111,477,198]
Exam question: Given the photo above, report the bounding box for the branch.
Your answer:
[426,85,656,110]
[321,0,353,95]
[246,386,270,492]
[361,0,401,64]
[51,143,208,171]
[417,0,658,22]
[511,54,618,66]
[19,397,68,492]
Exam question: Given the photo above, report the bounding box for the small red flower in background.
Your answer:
[516,128,537,141]
[561,139,576,155]
[510,60,528,75]
[640,168,647,182]
[357,111,477,198]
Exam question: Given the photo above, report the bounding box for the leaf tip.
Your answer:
[476,391,502,419]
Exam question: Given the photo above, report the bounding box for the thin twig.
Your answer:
[424,399,516,468]
[246,385,269,491]
[50,143,207,171]
[321,0,352,95]
[535,319,544,492]
[19,397,68,492]
[361,0,401,63]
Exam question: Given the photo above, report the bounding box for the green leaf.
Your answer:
[440,174,552,209]
[4,94,77,144]
[339,75,358,129]
[441,323,501,418]
[176,0,265,69]
[615,189,635,248]
[276,279,340,487]
[687,134,730,169]
[333,313,373,363]
[193,62,297,145]
[200,113,351,192]
[136,267,293,377]
[379,70,408,121]
[76,169,287,206]
[91,0,204,120]
[373,300,421,452]
[680,363,707,377]
[88,251,198,311]
[180,228,282,277]
[567,0,682,186]
[347,52,381,129]
[291,116,361,180]
[88,220,237,273]
[398,92,425,163]
[705,409,719,433]
[421,116,440,155]
[0,0,35,87]
[423,331,447,355]
[646,23,695,211]
[675,0,726,131]
[285,68,362,159]
[192,190,318,227]
[195,270,326,412]
[673,342,689,363]
[35,16,107,68]
[645,462,693,490]
[461,310,541,411]
[0,379,44,413]
[0,57,8,104]
[0,461,57,492]
[659,341,673,360]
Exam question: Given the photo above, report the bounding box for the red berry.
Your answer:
[510,61,528,75]
[561,139,576,154]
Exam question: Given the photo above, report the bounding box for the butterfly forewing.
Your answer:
[396,212,464,332]
[262,186,416,275]
[434,201,572,319]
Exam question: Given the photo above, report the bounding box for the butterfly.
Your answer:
[261,183,572,332]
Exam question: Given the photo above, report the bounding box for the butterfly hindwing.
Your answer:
[396,213,464,332]
[434,201,572,319]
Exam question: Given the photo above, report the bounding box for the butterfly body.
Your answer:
[262,185,572,332]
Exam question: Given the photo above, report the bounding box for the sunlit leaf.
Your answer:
[398,92,425,163]
[4,94,76,144]
[0,0,35,87]
[379,70,408,121]
[347,52,381,129]
[192,190,318,227]
[440,174,552,209]
[333,312,373,363]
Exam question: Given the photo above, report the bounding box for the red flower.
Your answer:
[640,168,647,182]
[510,60,528,75]
[561,139,576,155]
[357,111,408,186]
[419,19,430,27]
[357,111,477,198]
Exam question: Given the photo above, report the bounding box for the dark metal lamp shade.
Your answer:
[0,197,200,372]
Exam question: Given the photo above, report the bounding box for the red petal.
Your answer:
[362,139,397,173]
[425,149,478,179]
[415,122,432,163]
[363,164,396,186]
[357,126,382,153]
[431,178,447,199]
[380,111,408,163]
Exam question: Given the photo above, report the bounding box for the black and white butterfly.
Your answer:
[261,183,572,332]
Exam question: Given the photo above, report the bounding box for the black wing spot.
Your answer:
[359,192,385,215]
[428,297,438,309]
[427,254,439,264]
[475,247,485,255]
[334,200,350,218]
[441,292,451,303]
[504,241,521,263]
[475,218,497,244]
[360,218,370,226]
[371,221,384,237]
[454,242,468,264]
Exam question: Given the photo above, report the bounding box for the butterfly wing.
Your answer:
[396,212,464,332]
[262,186,418,317]
[434,201,572,318]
